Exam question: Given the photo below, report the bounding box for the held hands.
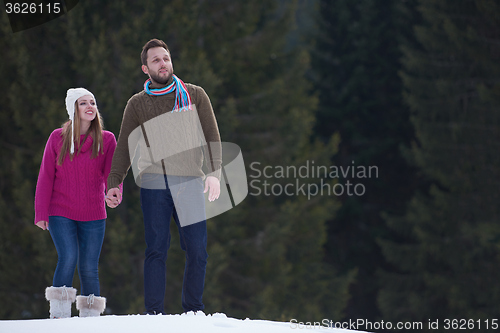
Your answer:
[204,176,220,202]
[105,177,217,207]
[106,187,122,208]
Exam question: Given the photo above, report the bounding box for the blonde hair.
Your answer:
[58,100,104,165]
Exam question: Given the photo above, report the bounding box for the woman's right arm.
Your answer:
[34,130,58,229]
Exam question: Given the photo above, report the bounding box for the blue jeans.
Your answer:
[140,174,208,313]
[48,216,106,296]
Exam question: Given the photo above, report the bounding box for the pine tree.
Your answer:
[310,0,418,320]
[379,0,500,327]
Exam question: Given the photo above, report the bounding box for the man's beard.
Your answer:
[149,69,173,85]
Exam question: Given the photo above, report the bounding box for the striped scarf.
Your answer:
[144,74,193,112]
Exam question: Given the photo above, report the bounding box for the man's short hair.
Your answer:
[141,39,170,66]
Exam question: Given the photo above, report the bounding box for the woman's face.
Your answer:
[77,95,97,123]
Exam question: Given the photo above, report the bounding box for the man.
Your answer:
[106,38,222,315]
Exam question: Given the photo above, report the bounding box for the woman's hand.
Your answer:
[36,220,48,230]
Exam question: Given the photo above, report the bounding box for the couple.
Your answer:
[34,39,222,318]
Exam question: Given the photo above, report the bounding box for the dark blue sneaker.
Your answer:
[144,310,166,315]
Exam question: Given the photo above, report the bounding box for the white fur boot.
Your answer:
[76,294,106,317]
[45,286,77,319]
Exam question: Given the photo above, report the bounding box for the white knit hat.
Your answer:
[65,88,96,154]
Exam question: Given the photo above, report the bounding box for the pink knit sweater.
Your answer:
[34,128,121,224]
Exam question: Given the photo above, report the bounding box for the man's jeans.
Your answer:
[48,216,106,296]
[140,174,208,314]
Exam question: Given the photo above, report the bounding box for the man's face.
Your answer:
[142,47,174,85]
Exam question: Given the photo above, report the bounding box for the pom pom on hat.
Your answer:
[65,88,96,154]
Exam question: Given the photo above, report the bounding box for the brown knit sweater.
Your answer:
[107,79,222,190]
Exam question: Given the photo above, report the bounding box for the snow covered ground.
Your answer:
[0,312,370,333]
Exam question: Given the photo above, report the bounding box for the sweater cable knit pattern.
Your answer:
[34,129,121,224]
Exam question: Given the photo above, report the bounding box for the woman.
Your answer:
[34,88,121,318]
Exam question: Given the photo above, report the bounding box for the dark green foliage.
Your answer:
[310,0,417,320]
[379,0,500,328]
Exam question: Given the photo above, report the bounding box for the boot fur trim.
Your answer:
[76,295,106,316]
[45,286,77,302]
